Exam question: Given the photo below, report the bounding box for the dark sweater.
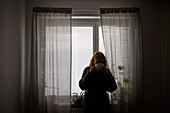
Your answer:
[79,66,117,113]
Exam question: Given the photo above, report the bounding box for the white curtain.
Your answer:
[21,7,72,113]
[100,8,143,113]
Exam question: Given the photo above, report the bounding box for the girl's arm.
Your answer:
[104,69,117,92]
[79,67,92,90]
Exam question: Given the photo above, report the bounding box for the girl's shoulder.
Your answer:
[84,66,90,70]
[82,66,90,74]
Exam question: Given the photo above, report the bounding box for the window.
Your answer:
[44,17,106,95]
[72,18,105,94]
[72,26,93,93]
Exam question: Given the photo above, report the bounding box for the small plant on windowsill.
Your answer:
[71,91,84,108]
[111,65,130,106]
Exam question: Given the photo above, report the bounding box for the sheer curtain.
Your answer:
[21,7,72,113]
[100,8,143,113]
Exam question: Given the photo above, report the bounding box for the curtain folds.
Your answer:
[33,7,72,13]
[21,7,72,113]
[100,8,143,113]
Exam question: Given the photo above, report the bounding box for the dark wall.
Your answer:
[162,1,170,112]
[0,0,26,113]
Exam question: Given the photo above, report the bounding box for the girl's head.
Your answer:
[89,51,108,68]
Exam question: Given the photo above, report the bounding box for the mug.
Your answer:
[95,63,104,70]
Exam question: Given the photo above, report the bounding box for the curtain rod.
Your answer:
[100,7,140,14]
[33,7,72,13]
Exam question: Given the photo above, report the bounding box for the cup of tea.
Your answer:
[95,63,104,70]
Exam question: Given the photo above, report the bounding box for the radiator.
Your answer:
[71,108,83,113]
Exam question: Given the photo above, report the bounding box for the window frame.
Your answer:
[72,18,101,54]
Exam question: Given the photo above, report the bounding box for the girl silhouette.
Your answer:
[79,52,117,113]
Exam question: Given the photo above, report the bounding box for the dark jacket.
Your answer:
[79,66,117,113]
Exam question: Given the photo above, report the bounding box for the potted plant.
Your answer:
[71,91,84,108]
[111,65,130,113]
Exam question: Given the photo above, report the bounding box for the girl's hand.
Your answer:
[102,67,108,75]
[90,66,96,72]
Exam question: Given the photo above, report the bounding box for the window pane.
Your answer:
[72,27,93,94]
[99,27,105,54]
